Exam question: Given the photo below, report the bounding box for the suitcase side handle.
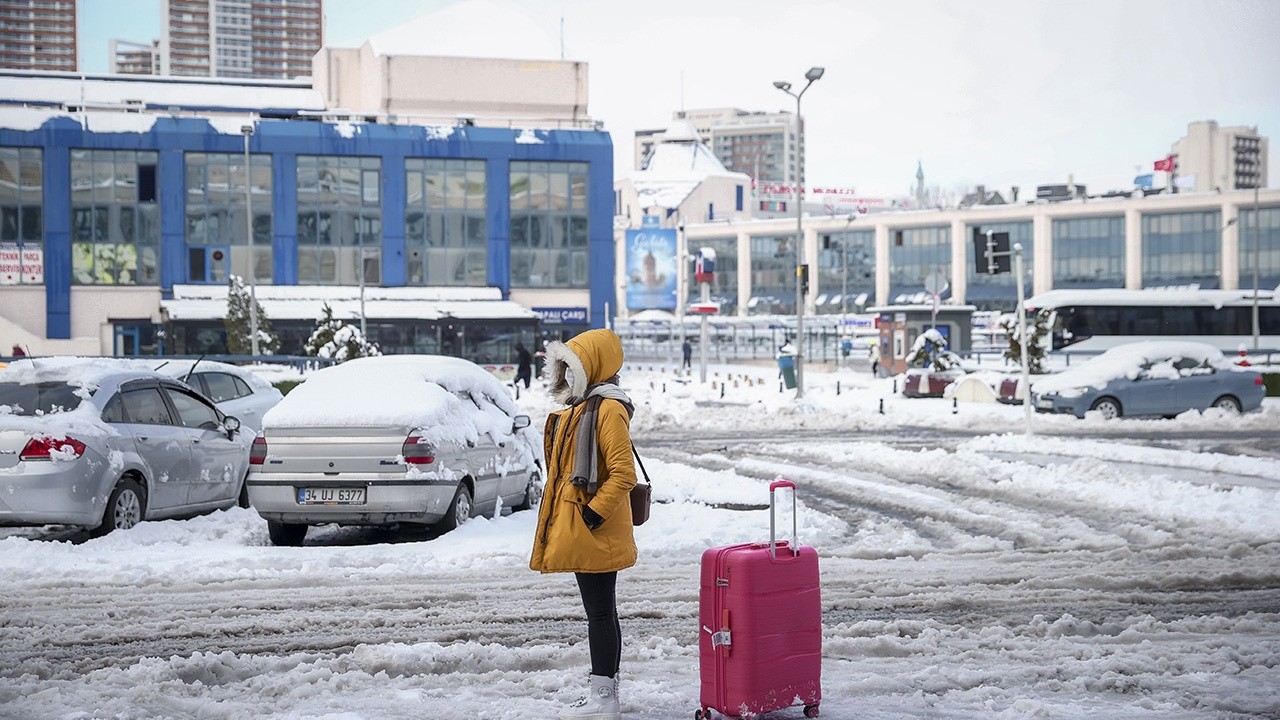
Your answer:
[770,478,799,559]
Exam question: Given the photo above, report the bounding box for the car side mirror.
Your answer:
[512,414,531,432]
[223,416,242,437]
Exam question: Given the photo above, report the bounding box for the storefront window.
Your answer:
[405,158,487,286]
[0,147,43,285]
[70,150,160,285]
[509,161,588,288]
[184,152,273,284]
[296,156,381,285]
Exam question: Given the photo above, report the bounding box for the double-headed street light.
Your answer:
[773,66,824,398]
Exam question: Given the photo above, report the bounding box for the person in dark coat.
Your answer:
[681,339,692,369]
[515,342,533,389]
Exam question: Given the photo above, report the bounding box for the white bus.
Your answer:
[1024,287,1280,353]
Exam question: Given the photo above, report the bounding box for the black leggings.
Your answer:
[575,571,621,678]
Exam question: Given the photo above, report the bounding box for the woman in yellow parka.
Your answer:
[531,328,636,720]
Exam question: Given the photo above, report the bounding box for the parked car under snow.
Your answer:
[144,359,283,433]
[246,355,542,546]
[0,358,254,534]
[1031,341,1266,419]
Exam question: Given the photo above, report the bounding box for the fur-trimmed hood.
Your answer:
[544,328,625,405]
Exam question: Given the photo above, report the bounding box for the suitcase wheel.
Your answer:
[804,704,820,718]
[694,710,707,720]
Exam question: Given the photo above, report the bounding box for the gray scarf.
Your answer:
[569,383,634,495]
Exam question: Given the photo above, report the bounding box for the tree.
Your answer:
[304,303,380,362]
[224,275,279,355]
[1000,308,1050,374]
[906,328,962,370]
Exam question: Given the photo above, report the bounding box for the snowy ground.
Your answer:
[1,361,1278,719]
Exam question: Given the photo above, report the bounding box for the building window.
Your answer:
[1052,216,1125,289]
[1238,206,1280,292]
[405,158,486,286]
[296,156,381,285]
[1142,210,1221,288]
[888,225,949,302]
[184,152,272,285]
[0,147,43,285]
[509,161,588,288]
[748,235,795,315]
[71,150,159,285]
[817,230,874,313]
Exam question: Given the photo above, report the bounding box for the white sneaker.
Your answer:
[561,674,619,720]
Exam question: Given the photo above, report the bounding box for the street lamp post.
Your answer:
[773,66,824,398]
[240,123,258,357]
[1252,184,1261,350]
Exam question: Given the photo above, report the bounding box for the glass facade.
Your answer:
[690,236,739,314]
[0,147,42,285]
[184,152,273,285]
[1237,205,1280,291]
[1052,216,1125,289]
[71,150,159,285]
[889,226,949,301]
[968,221,1033,310]
[509,161,589,288]
[296,156,382,285]
[405,158,487,286]
[816,230,874,313]
[749,235,795,315]
[1142,210,1221,288]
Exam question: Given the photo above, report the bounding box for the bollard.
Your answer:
[892,378,898,394]
[720,383,725,399]
[879,398,884,414]
[779,379,784,393]
[952,398,958,414]
[514,383,520,400]
[662,383,666,393]
[836,381,841,396]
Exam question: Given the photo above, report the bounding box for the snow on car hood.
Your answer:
[261,355,533,453]
[1033,341,1238,396]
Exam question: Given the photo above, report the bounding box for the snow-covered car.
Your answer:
[0,358,254,534]
[145,359,283,433]
[246,355,542,546]
[1031,341,1266,419]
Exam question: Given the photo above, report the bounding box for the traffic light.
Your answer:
[797,264,810,296]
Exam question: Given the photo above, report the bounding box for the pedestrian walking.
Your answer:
[681,339,692,369]
[531,328,637,720]
[869,340,881,377]
[515,342,533,389]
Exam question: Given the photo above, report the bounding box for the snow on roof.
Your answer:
[626,120,750,211]
[161,285,537,322]
[142,359,277,393]
[1026,287,1277,309]
[0,70,323,114]
[0,356,166,391]
[261,356,535,463]
[364,0,561,61]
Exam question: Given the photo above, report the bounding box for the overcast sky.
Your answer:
[80,0,1280,198]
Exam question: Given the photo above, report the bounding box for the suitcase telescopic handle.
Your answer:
[769,479,799,559]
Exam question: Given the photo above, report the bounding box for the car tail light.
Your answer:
[250,436,268,465]
[20,436,86,461]
[1256,375,1265,386]
[402,432,436,465]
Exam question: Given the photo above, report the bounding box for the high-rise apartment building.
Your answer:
[635,107,801,187]
[162,0,323,79]
[0,0,76,72]
[109,39,162,75]
[1171,120,1269,192]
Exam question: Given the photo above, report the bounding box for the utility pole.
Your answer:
[241,122,258,357]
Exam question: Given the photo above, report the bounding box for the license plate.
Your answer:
[1035,399,1053,410]
[297,487,366,505]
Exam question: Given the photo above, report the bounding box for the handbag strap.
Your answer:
[631,444,652,486]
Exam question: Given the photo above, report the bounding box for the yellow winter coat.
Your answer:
[529,329,638,574]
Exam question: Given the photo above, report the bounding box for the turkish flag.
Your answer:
[1153,155,1175,172]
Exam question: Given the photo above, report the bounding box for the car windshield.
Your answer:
[0,381,87,415]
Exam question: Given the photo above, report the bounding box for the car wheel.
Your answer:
[437,483,473,532]
[514,471,542,511]
[1211,395,1242,414]
[1090,397,1122,420]
[237,472,251,509]
[267,520,307,546]
[96,477,146,535]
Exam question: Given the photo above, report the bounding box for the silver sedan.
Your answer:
[0,359,253,534]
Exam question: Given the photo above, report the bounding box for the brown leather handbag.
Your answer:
[630,445,652,526]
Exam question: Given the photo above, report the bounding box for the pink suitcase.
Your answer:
[696,479,822,719]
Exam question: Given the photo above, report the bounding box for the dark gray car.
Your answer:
[0,358,253,534]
